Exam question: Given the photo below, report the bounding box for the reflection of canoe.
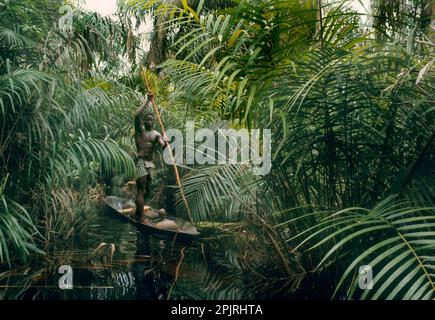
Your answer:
[104,196,201,242]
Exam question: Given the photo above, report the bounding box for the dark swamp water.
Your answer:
[0,200,259,300]
[0,193,335,300]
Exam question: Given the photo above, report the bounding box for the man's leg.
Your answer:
[145,173,152,202]
[135,176,148,221]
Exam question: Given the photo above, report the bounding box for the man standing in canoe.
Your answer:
[134,93,168,222]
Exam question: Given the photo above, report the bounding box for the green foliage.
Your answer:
[1,0,433,299]
[144,0,435,299]
[0,176,43,265]
[0,0,141,264]
[283,196,435,299]
[176,163,258,221]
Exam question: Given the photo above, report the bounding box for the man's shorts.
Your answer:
[136,159,155,178]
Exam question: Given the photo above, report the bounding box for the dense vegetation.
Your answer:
[0,0,434,299]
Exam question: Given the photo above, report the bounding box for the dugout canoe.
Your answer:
[104,196,201,242]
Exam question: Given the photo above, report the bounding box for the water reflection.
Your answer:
[0,203,248,300]
[131,233,172,300]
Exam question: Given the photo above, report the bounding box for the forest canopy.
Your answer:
[0,0,434,300]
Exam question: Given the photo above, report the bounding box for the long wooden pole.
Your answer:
[140,66,193,223]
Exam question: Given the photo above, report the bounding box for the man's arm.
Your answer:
[156,132,169,150]
[134,93,153,133]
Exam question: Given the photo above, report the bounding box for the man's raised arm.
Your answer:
[134,93,153,133]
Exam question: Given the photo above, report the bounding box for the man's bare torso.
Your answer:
[135,129,162,160]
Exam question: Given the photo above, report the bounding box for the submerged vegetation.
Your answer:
[0,0,434,300]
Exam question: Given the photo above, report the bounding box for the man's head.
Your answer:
[144,112,155,129]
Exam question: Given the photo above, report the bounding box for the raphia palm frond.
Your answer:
[283,196,435,300]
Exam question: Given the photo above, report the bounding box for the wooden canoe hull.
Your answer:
[104,196,201,243]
